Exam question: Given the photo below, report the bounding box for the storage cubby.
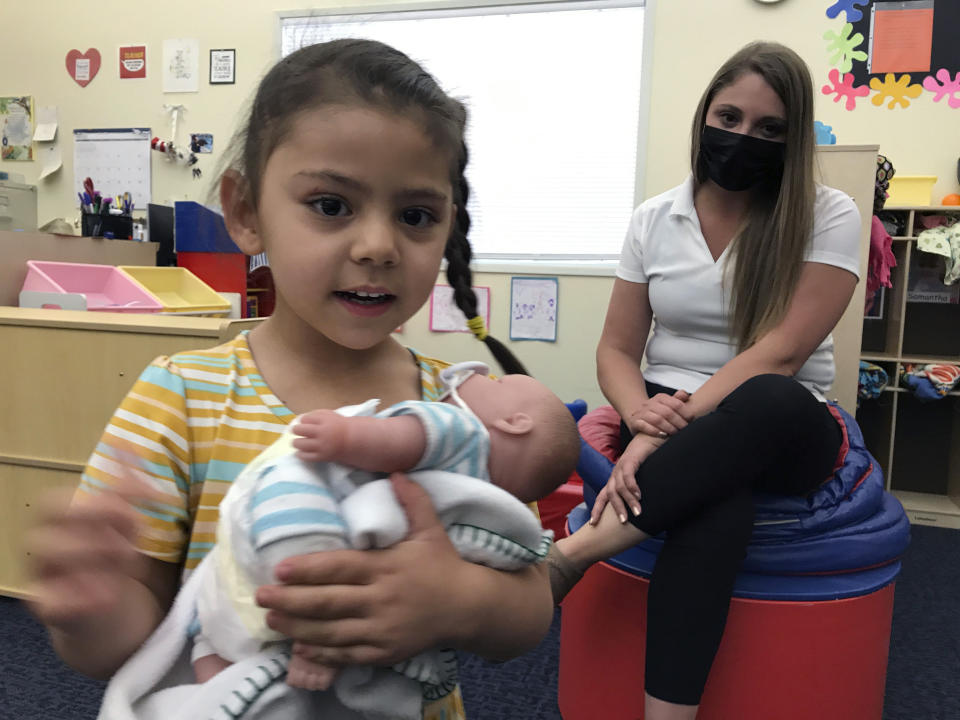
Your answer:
[891,395,956,496]
[859,205,960,528]
[854,391,895,479]
[861,242,908,356]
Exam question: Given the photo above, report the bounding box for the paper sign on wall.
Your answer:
[510,276,558,342]
[120,45,147,79]
[0,96,33,161]
[32,106,57,142]
[66,48,101,87]
[869,2,934,75]
[429,285,491,333]
[163,38,199,93]
[38,144,62,179]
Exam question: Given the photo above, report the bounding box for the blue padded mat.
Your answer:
[567,504,902,601]
[573,404,910,580]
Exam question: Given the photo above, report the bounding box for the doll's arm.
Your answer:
[292,411,426,472]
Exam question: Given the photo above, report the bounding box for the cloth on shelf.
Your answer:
[916,224,960,285]
[900,363,960,402]
[858,361,889,404]
[917,214,953,230]
[866,216,897,312]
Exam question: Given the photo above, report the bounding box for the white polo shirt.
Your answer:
[616,175,861,400]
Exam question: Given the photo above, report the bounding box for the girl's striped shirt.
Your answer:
[78,332,451,577]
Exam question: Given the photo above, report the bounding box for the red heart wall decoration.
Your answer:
[66,48,101,88]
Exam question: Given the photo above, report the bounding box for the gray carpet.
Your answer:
[1,525,957,719]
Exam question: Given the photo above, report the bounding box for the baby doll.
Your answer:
[190,361,580,719]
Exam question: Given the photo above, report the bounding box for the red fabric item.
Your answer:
[577,405,622,462]
[865,216,896,312]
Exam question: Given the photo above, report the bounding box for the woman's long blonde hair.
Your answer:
[690,42,816,350]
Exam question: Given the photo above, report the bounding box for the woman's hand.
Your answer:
[626,389,691,438]
[255,472,469,667]
[590,433,665,526]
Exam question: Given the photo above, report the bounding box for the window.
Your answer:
[280,1,646,259]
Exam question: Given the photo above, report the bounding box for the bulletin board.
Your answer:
[822,0,960,110]
[73,128,152,207]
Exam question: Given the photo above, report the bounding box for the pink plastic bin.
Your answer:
[21,261,163,313]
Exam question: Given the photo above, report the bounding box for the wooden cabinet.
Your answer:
[814,145,879,414]
[858,205,960,529]
[0,308,261,597]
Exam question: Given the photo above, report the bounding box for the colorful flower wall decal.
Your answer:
[825,0,869,23]
[814,121,837,145]
[922,69,960,109]
[824,23,868,74]
[869,73,924,109]
[821,68,870,111]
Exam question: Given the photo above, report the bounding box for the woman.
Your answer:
[548,41,861,719]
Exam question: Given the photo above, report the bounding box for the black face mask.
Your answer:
[699,125,786,192]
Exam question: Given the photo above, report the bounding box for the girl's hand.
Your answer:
[590,433,664,526]
[627,389,691,438]
[255,472,465,667]
[26,474,163,633]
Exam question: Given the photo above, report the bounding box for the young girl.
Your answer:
[26,38,553,719]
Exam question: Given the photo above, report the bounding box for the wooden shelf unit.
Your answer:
[0,308,263,598]
[858,205,960,529]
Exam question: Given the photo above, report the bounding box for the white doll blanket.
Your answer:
[98,467,552,719]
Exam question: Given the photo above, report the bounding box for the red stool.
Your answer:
[558,508,898,720]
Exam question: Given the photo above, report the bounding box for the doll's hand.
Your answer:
[292,410,348,463]
[626,390,691,438]
[590,433,664,526]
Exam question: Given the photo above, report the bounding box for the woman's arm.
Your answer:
[682,262,857,420]
[597,279,690,436]
[597,278,653,420]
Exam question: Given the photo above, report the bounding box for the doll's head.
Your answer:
[441,363,580,502]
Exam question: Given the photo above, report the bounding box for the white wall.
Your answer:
[3,0,956,408]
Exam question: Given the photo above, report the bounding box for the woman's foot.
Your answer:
[548,503,650,604]
[545,543,584,604]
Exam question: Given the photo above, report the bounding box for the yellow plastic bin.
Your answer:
[119,266,231,317]
[886,176,937,207]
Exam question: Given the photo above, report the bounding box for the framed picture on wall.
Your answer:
[209,49,235,84]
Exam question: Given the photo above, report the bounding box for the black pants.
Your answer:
[618,374,842,705]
